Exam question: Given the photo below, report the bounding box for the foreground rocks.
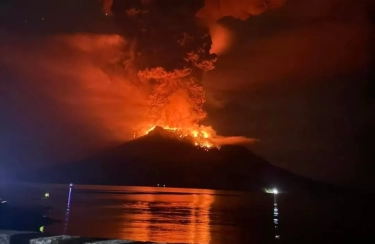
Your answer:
[0,231,165,244]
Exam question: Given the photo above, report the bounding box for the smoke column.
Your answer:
[105,1,218,145]
[196,0,286,22]
[0,0,286,156]
[100,0,113,15]
[99,0,286,146]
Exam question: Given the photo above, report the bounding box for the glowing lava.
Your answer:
[135,125,217,150]
[132,66,219,150]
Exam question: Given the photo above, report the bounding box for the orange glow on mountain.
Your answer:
[135,125,217,150]
[130,66,219,150]
[132,66,256,149]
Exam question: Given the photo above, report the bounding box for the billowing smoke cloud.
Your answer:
[203,0,370,92]
[208,23,234,55]
[200,0,372,186]
[99,0,286,56]
[100,0,113,15]
[94,0,286,146]
[196,0,287,22]
[213,136,258,146]
[0,33,151,166]
[197,0,287,56]
[100,0,286,22]
[0,0,289,170]
[138,68,207,129]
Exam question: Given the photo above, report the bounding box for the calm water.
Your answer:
[1,183,373,243]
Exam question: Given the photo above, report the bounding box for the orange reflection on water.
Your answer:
[116,187,215,243]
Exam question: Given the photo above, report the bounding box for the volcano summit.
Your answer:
[31,127,335,192]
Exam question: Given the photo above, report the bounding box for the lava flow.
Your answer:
[132,67,218,149]
[98,1,263,149]
[137,125,217,149]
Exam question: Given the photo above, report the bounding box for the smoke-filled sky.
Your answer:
[0,0,373,188]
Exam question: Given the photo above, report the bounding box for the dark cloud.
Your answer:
[203,0,372,187]
[205,0,370,91]
[196,0,286,22]
[0,33,149,171]
[0,0,116,34]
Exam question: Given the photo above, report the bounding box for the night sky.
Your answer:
[0,0,373,188]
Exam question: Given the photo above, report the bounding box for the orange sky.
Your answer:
[0,0,372,187]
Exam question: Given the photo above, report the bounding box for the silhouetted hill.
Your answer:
[29,127,340,192]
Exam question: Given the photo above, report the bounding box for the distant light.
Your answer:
[264,188,279,194]
[70,183,73,187]
[105,13,108,16]
[275,235,280,239]
[44,192,50,198]
[41,17,44,21]
[157,184,159,187]
[39,226,44,233]
[163,184,165,187]
[1,201,7,204]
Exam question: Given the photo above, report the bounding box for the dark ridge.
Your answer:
[26,127,345,193]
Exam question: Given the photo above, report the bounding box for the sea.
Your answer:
[0,182,373,243]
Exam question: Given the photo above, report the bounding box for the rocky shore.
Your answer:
[0,231,163,244]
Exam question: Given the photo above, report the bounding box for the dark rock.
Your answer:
[28,128,343,193]
[0,233,165,244]
[0,230,44,244]
[30,235,79,244]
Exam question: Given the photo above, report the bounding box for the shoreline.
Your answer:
[0,230,164,244]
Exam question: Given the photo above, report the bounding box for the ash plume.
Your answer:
[0,31,158,167]
[105,1,218,140]
[196,0,286,23]
[96,0,286,145]
[138,68,207,128]
[1,33,148,142]
[0,0,289,170]
[100,0,113,15]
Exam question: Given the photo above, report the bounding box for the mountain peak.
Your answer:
[146,126,178,138]
[29,127,337,192]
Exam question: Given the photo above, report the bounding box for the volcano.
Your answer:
[31,127,337,192]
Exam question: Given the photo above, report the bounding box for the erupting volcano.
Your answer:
[107,1,220,149]
[135,66,218,149]
[139,125,216,149]
[96,0,286,148]
[16,0,342,193]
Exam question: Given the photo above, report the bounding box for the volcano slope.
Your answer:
[30,127,339,192]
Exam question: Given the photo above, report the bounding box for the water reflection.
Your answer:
[63,184,73,234]
[40,185,271,243]
[273,194,280,240]
[119,189,214,243]
[3,183,372,243]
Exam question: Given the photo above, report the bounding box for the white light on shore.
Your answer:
[265,188,279,194]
